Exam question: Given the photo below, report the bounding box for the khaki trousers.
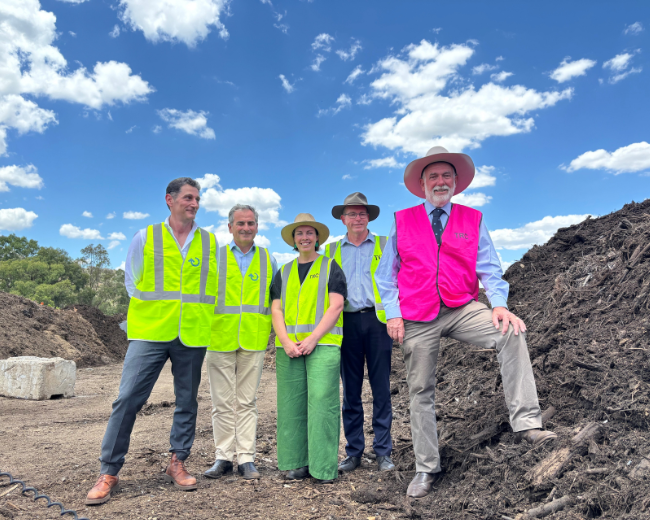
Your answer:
[206,349,265,463]
[402,300,542,474]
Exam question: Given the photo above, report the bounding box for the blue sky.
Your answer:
[1,0,649,270]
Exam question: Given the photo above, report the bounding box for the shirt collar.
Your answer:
[230,239,256,255]
[342,231,375,245]
[424,200,452,216]
[164,216,198,236]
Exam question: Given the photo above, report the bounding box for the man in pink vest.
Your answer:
[375,146,556,499]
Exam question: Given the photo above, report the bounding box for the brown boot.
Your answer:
[516,428,558,447]
[164,453,198,490]
[85,474,119,505]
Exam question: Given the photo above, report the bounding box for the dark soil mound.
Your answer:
[69,305,127,361]
[0,293,128,367]
[381,200,650,519]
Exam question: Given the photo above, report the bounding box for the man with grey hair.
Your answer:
[204,204,278,480]
[86,177,219,505]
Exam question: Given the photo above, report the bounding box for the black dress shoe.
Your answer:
[286,466,309,480]
[204,460,233,479]
[406,472,440,498]
[377,455,395,472]
[314,478,334,484]
[338,456,361,472]
[237,462,260,480]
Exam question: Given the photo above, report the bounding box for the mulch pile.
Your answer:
[0,293,128,367]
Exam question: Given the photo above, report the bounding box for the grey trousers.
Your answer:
[402,301,542,474]
[99,338,206,476]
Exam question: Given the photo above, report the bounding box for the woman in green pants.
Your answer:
[270,213,347,483]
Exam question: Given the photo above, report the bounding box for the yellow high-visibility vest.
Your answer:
[209,245,273,352]
[127,223,218,347]
[275,255,343,348]
[324,235,388,324]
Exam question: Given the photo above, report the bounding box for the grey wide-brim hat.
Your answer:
[404,146,475,198]
[281,213,330,247]
[331,192,380,221]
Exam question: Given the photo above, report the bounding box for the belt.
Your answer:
[345,307,375,314]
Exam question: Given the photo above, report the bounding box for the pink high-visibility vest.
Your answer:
[395,203,481,322]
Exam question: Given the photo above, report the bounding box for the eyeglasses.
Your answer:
[343,212,369,219]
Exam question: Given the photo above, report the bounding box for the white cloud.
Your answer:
[0,208,38,231]
[362,156,405,169]
[57,0,89,3]
[108,232,127,240]
[344,65,365,84]
[199,175,286,233]
[157,109,216,139]
[432,27,442,34]
[624,22,644,35]
[336,39,362,61]
[110,25,121,38]
[118,0,230,47]
[0,0,153,153]
[362,40,572,155]
[116,260,126,270]
[603,52,642,83]
[322,234,345,247]
[317,93,352,117]
[123,211,150,219]
[69,31,77,37]
[490,214,591,250]
[59,224,104,239]
[491,71,513,82]
[563,141,650,174]
[451,192,492,207]
[550,57,597,83]
[357,94,372,105]
[107,240,121,250]
[273,252,298,265]
[106,212,116,219]
[82,211,93,218]
[311,55,327,71]
[153,125,162,133]
[274,23,288,34]
[0,165,44,191]
[472,63,498,75]
[342,174,355,180]
[497,252,514,271]
[126,125,136,133]
[495,56,504,62]
[279,74,295,93]
[312,33,334,52]
[195,173,222,190]
[469,165,497,189]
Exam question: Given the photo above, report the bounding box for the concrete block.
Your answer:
[0,356,76,400]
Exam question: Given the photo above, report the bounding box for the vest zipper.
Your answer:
[294,259,317,342]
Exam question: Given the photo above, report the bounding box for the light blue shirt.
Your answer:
[335,231,379,313]
[375,200,509,320]
[218,240,279,279]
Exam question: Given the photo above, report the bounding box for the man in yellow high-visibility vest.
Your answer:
[204,204,278,481]
[85,178,219,506]
[325,192,395,474]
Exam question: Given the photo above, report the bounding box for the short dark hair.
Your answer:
[421,161,457,179]
[292,227,320,252]
[166,177,201,210]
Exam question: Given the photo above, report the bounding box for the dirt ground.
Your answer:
[3,199,650,519]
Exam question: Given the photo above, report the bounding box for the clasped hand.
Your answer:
[284,335,318,358]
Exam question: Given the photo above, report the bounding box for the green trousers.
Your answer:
[276,345,341,480]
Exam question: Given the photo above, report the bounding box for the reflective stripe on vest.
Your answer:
[275,255,343,347]
[325,235,387,323]
[127,223,218,346]
[209,245,273,352]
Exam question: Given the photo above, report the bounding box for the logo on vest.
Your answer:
[309,273,319,279]
[188,257,201,267]
[374,254,382,261]
[248,272,259,281]
[454,232,469,240]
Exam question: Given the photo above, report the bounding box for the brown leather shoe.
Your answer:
[516,428,558,447]
[85,474,119,505]
[164,453,198,490]
[406,472,439,498]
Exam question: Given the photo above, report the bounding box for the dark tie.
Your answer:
[431,208,445,245]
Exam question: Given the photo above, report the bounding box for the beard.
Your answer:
[425,182,455,207]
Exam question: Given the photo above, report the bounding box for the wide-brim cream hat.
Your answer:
[281,213,330,247]
[403,146,475,198]
[331,192,380,221]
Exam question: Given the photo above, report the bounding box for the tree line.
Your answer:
[0,234,129,315]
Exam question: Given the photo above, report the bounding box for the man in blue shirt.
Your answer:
[326,192,395,474]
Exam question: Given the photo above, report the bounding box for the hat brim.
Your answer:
[404,152,475,199]
[331,204,380,221]
[281,220,330,248]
